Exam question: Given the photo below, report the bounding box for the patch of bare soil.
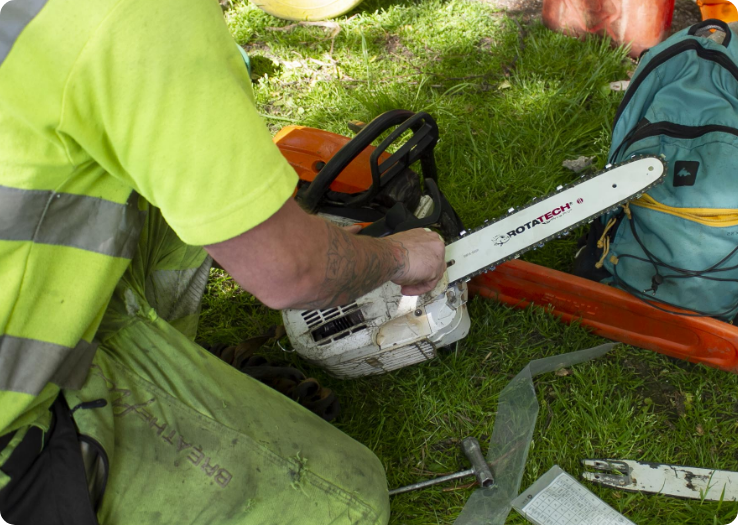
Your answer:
[479,0,543,21]
[621,358,683,424]
[672,0,703,33]
[385,34,415,59]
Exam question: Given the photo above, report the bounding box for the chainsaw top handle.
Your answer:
[296,109,440,214]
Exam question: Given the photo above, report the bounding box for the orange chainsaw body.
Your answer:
[274,125,384,194]
[274,125,738,375]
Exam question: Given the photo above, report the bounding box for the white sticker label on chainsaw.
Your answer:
[513,466,635,525]
[0,511,11,525]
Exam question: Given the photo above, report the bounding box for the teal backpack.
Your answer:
[579,19,738,320]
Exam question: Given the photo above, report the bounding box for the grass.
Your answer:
[198,0,738,522]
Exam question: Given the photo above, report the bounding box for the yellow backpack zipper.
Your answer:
[630,194,738,227]
[596,196,738,268]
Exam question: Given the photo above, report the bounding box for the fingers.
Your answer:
[386,227,447,293]
[342,224,363,234]
[400,281,437,296]
[399,261,445,295]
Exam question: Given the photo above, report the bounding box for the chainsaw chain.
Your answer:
[447,154,668,285]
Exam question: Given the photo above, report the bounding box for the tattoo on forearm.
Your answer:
[300,223,408,310]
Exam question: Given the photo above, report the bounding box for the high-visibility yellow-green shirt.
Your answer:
[0,0,298,450]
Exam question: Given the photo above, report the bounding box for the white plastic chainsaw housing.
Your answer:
[282,276,470,379]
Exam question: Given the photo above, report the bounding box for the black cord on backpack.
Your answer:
[628,213,738,280]
[611,257,738,318]
[609,211,738,320]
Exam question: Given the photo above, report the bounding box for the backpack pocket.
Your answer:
[603,127,738,319]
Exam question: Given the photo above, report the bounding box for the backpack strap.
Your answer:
[689,18,732,47]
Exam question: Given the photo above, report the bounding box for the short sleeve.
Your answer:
[59,0,298,245]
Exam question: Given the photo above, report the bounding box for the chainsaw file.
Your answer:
[275,111,667,378]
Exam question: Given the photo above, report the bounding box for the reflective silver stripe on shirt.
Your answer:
[0,0,48,66]
[0,335,98,394]
[0,186,146,259]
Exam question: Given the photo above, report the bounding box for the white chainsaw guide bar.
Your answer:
[582,459,738,502]
[445,156,666,283]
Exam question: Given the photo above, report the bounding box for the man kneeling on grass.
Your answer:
[0,0,446,523]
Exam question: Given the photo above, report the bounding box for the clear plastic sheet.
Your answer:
[454,343,618,525]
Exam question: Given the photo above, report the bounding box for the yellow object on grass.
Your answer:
[253,0,365,21]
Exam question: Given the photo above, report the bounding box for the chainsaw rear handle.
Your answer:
[296,110,439,213]
[358,179,442,237]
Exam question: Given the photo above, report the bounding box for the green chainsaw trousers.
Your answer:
[63,208,391,525]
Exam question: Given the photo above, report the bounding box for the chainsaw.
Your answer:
[275,110,666,379]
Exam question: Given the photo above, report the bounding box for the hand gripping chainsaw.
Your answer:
[275,110,666,379]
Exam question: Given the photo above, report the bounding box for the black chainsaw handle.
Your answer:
[357,179,443,237]
[296,109,440,213]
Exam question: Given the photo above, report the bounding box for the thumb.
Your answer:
[342,224,363,234]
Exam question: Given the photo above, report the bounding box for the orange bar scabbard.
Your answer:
[468,260,738,374]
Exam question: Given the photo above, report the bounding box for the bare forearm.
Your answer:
[205,200,412,310]
[296,221,409,309]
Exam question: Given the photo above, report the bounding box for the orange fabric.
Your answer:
[697,0,738,23]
